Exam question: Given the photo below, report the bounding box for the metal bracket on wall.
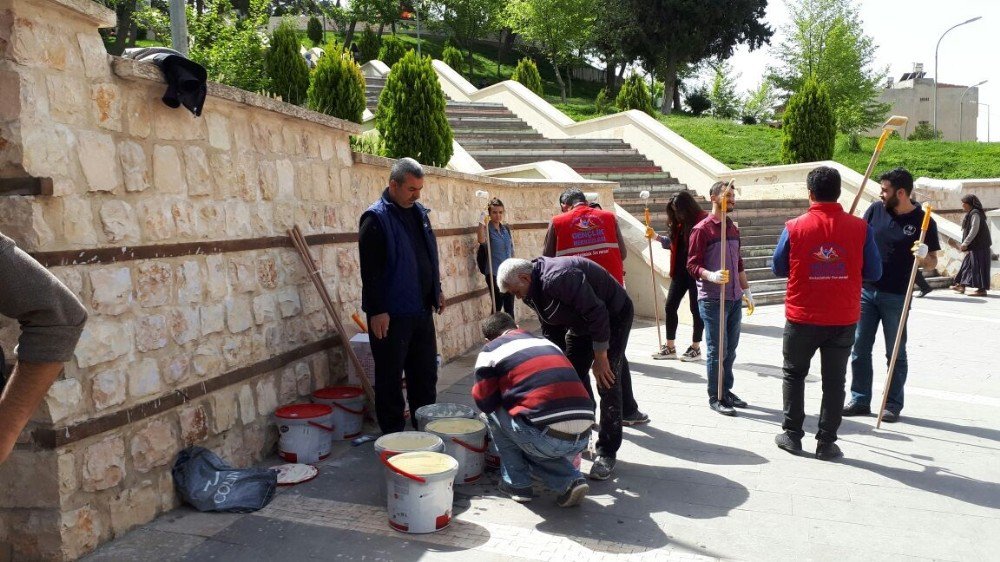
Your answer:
[0,177,52,196]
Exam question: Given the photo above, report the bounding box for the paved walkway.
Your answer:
[84,290,1000,561]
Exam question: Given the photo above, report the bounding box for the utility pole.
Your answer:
[169,0,189,57]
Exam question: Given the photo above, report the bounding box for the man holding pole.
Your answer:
[771,167,883,460]
[844,168,939,423]
[687,182,753,416]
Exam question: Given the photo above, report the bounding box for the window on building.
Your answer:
[919,97,930,102]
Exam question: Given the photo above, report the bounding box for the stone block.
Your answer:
[44,378,82,423]
[278,367,297,404]
[257,159,278,200]
[208,151,235,198]
[53,268,84,301]
[228,256,257,293]
[193,343,221,378]
[82,436,126,492]
[0,450,59,508]
[75,318,133,368]
[91,83,122,131]
[249,203,274,237]
[184,146,213,196]
[46,74,87,126]
[234,151,260,201]
[90,267,132,315]
[129,358,162,399]
[211,389,238,434]
[77,131,122,192]
[204,255,228,300]
[20,123,72,178]
[176,260,202,303]
[222,334,251,368]
[154,102,206,141]
[277,287,302,318]
[224,202,252,237]
[60,505,103,560]
[179,403,209,445]
[225,296,253,333]
[118,140,151,192]
[195,201,226,239]
[276,159,295,200]
[256,254,278,289]
[138,200,176,241]
[99,200,140,244]
[252,293,276,325]
[238,384,256,424]
[136,262,173,307]
[125,88,153,138]
[199,303,225,336]
[152,144,186,194]
[169,307,200,345]
[255,378,278,416]
[206,112,231,149]
[58,452,77,499]
[130,418,179,472]
[319,134,334,160]
[172,199,196,238]
[62,196,98,246]
[109,483,159,537]
[294,361,313,396]
[92,367,126,410]
[135,314,168,352]
[164,354,191,385]
[78,32,111,79]
[294,161,313,200]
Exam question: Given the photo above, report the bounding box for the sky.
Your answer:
[726,0,999,141]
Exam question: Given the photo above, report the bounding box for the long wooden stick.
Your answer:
[288,225,377,411]
[849,129,891,215]
[643,203,663,351]
[715,181,735,402]
[484,216,497,312]
[876,204,933,428]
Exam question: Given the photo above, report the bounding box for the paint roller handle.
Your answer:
[308,421,334,432]
[452,436,488,453]
[379,451,427,483]
[351,313,367,332]
[875,128,891,152]
[920,203,933,231]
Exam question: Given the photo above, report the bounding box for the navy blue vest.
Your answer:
[360,190,442,316]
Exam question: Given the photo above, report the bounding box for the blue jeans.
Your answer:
[850,288,907,413]
[699,299,742,400]
[487,410,588,493]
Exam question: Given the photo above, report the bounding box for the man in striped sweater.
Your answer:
[473,312,594,507]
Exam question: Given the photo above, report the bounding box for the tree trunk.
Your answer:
[377,23,384,37]
[345,19,357,46]
[127,17,139,48]
[466,49,474,79]
[605,57,616,93]
[659,56,678,114]
[195,0,203,15]
[108,0,137,56]
[391,21,396,34]
[231,0,250,14]
[496,32,503,79]
[550,57,565,102]
[673,78,681,112]
[567,66,573,98]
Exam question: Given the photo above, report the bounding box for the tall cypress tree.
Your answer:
[781,76,836,163]
[308,43,367,124]
[265,20,310,106]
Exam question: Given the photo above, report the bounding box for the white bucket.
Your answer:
[373,431,445,457]
[312,386,366,440]
[381,451,458,533]
[275,403,334,464]
[414,403,476,431]
[425,417,487,485]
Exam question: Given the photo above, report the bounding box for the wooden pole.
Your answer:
[716,182,733,402]
[643,201,663,351]
[849,129,891,215]
[876,204,933,428]
[484,215,497,312]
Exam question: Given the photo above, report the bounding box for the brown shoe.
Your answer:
[951,285,966,294]
[970,290,987,296]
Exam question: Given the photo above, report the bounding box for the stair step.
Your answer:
[754,290,787,306]
[742,255,773,269]
[745,267,780,281]
[734,199,810,210]
[741,234,781,246]
[749,278,788,293]
[468,149,644,158]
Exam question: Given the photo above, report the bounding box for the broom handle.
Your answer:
[645,206,663,350]
[716,193,729,402]
[484,218,497,312]
[849,129,891,215]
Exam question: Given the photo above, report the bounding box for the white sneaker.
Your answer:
[679,346,702,362]
[652,345,677,360]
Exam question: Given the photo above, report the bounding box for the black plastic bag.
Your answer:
[172,446,277,513]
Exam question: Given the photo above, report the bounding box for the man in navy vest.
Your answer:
[359,158,445,434]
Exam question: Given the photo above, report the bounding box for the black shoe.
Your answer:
[815,441,843,461]
[842,400,871,416]
[588,456,615,480]
[880,409,900,423]
[555,477,589,507]
[709,397,736,416]
[622,410,650,426]
[917,288,931,298]
[726,393,748,408]
[498,481,534,503]
[775,432,802,455]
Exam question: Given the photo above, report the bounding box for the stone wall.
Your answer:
[0,0,610,559]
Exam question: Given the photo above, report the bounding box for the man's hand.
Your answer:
[645,227,656,240]
[592,353,616,390]
[706,269,730,285]
[370,313,390,339]
[437,293,446,315]
[743,289,756,316]
[912,242,929,259]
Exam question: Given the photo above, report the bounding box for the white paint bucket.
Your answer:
[414,403,476,431]
[275,403,334,464]
[373,432,445,497]
[425,418,487,485]
[381,451,458,533]
[312,386,366,440]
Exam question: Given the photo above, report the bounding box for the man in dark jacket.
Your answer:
[497,256,633,481]
[359,158,445,434]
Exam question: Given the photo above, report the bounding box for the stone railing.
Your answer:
[0,1,610,559]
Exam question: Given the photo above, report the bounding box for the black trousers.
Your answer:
[665,271,703,343]
[915,271,931,293]
[485,274,515,319]
[782,321,856,443]
[563,300,634,459]
[367,311,438,434]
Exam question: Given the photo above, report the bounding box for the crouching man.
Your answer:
[473,312,593,507]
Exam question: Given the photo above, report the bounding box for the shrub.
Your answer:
[307,42,366,124]
[615,73,655,116]
[781,76,836,163]
[685,87,712,116]
[357,26,380,63]
[375,50,454,167]
[350,131,385,156]
[378,34,410,68]
[908,122,941,140]
[595,87,611,113]
[307,15,323,46]
[511,58,543,96]
[187,0,269,93]
[265,19,310,105]
[442,45,464,75]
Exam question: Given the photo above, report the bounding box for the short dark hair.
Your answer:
[806,166,841,202]
[879,167,914,194]
[481,312,516,341]
[709,181,731,197]
[488,197,504,211]
[559,188,586,206]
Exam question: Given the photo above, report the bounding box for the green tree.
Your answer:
[437,0,505,74]
[378,34,410,67]
[591,0,641,94]
[308,42,367,124]
[188,0,270,93]
[375,50,454,167]
[442,45,466,75]
[307,15,324,46]
[781,76,836,163]
[511,58,543,96]
[503,0,596,102]
[707,61,741,120]
[908,122,941,141]
[265,20,311,105]
[615,73,655,116]
[770,0,889,135]
[357,26,381,63]
[685,87,711,116]
[741,79,778,123]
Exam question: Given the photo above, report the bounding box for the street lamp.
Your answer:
[980,103,991,142]
[959,80,986,142]
[934,16,981,137]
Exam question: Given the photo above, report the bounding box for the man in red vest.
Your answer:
[543,189,649,427]
[771,166,882,461]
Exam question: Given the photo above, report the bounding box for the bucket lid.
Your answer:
[426,417,485,435]
[375,431,442,452]
[274,403,332,419]
[415,403,476,419]
[387,451,458,476]
[313,386,364,400]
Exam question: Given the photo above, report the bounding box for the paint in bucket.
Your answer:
[425,417,487,484]
[373,431,445,498]
[275,403,334,464]
[381,451,458,533]
[312,386,365,440]
[414,403,476,431]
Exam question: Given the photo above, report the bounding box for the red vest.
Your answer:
[785,202,868,326]
[551,204,624,284]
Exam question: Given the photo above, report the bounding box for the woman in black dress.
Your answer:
[952,194,992,296]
